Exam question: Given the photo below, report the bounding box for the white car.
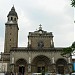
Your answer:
[32,73,42,75]
[71,72,75,75]
[57,74,69,75]
[45,73,54,75]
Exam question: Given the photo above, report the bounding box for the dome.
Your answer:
[7,6,18,18]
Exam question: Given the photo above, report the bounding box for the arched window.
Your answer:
[11,17,13,20]
[14,18,16,21]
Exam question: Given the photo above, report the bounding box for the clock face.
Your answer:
[39,31,42,34]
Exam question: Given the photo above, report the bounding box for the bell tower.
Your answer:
[4,6,19,53]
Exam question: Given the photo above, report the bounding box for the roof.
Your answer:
[7,6,18,18]
[10,47,63,52]
[28,24,53,37]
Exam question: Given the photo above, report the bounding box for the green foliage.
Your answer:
[71,0,75,7]
[61,42,75,57]
[61,47,72,55]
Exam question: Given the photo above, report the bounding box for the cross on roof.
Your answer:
[39,24,42,30]
[39,24,42,27]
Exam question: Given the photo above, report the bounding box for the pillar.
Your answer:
[28,64,32,75]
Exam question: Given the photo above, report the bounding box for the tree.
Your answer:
[61,42,75,57]
[60,0,75,57]
[71,0,75,7]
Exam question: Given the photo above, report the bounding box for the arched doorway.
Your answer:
[56,59,69,74]
[15,59,27,75]
[32,55,51,75]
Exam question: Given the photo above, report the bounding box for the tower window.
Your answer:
[10,33,11,35]
[10,39,11,41]
[14,18,16,21]
[11,17,13,20]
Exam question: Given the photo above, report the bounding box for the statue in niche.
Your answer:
[38,41,44,48]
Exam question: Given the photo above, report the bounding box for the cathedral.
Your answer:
[0,6,73,75]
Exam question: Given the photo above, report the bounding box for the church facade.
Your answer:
[0,6,73,75]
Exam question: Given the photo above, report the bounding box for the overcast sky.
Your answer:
[0,0,74,52]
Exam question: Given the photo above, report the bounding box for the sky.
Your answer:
[0,0,74,52]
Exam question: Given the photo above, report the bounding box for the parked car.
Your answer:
[32,73,42,75]
[56,74,69,75]
[45,73,53,75]
[71,72,75,75]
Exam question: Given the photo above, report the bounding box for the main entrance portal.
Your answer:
[32,55,51,75]
[19,66,25,75]
[37,66,45,73]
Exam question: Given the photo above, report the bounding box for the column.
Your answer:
[52,57,54,63]
[11,57,15,73]
[51,57,56,74]
[28,64,31,72]
[28,57,31,72]
[68,57,71,63]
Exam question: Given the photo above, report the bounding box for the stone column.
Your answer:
[51,57,56,74]
[28,64,31,72]
[28,64,32,75]
[52,57,55,63]
[67,63,72,74]
[52,64,56,72]
[68,57,71,63]
[28,56,32,75]
[11,64,14,73]
[11,57,15,73]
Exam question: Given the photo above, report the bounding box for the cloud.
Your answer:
[18,10,33,47]
[0,0,74,52]
[14,0,74,47]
